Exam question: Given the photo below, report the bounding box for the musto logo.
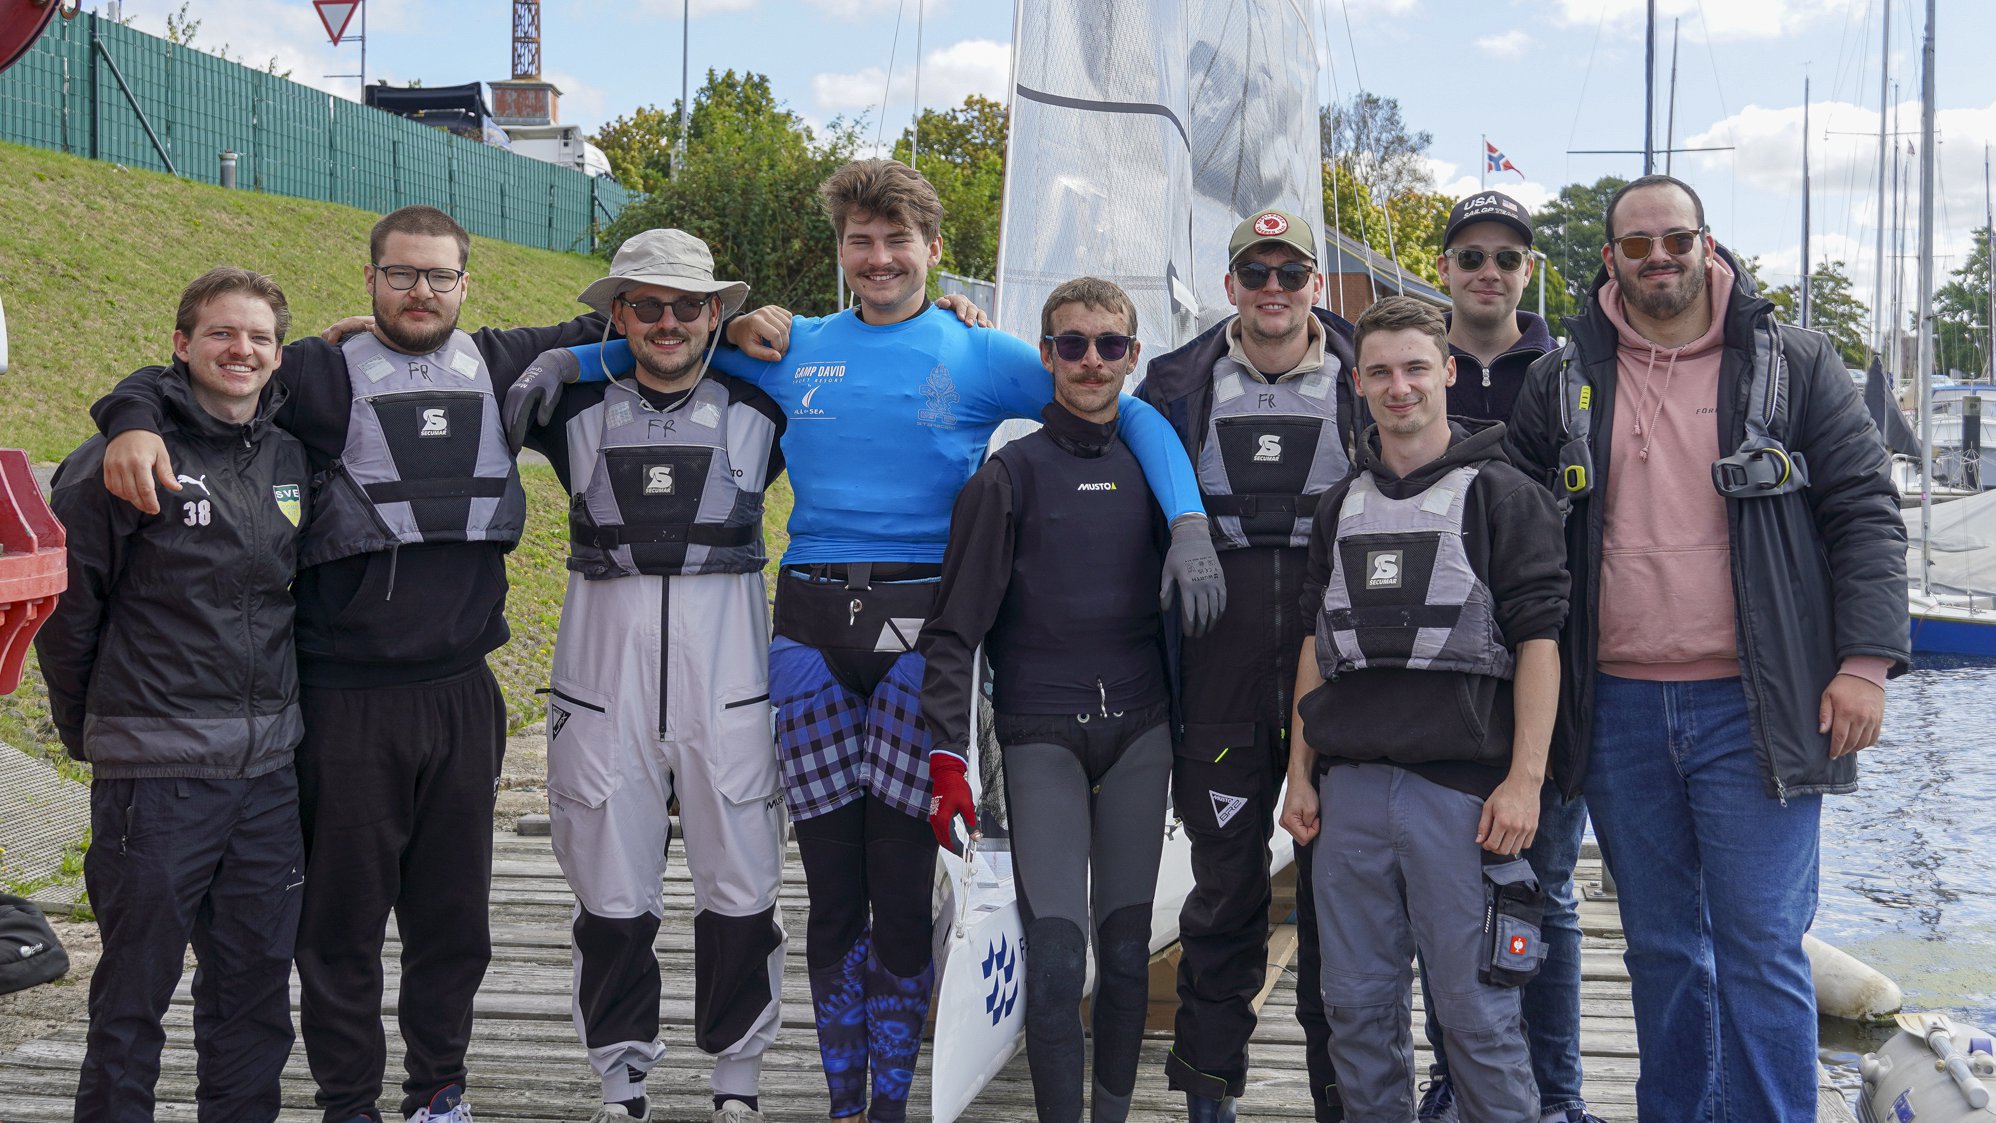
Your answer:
[982,934,1019,1023]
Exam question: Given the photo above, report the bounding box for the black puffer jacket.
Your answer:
[1504,247,1910,800]
[39,368,309,780]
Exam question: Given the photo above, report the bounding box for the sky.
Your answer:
[107,0,1996,335]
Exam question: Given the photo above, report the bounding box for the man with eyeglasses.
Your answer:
[1504,174,1908,1122]
[505,230,787,1123]
[1133,209,1356,1123]
[84,205,617,1123]
[1414,192,1604,1123]
[919,277,1173,1123]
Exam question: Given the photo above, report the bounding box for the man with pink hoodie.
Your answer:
[1504,175,1909,1123]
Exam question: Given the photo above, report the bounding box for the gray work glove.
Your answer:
[1162,513,1226,637]
[504,347,580,454]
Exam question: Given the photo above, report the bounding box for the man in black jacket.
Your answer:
[85,206,610,1123]
[1419,191,1599,1123]
[1134,210,1355,1123]
[1282,293,1568,1123]
[1504,175,1909,1122]
[40,267,310,1123]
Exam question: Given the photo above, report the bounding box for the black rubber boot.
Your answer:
[1186,1092,1240,1123]
[1023,916,1088,1123]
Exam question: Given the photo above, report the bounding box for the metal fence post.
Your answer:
[86,14,98,160]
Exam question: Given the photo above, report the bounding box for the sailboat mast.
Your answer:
[1986,146,1993,382]
[1917,0,1936,593]
[1665,19,1680,177]
[1802,77,1812,328]
[1873,0,1890,361]
[1643,0,1656,175]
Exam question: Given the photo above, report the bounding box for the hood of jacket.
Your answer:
[161,361,290,444]
[1353,417,1513,499]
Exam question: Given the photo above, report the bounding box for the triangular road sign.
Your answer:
[313,0,359,46]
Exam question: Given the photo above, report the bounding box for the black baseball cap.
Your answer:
[1444,191,1533,248]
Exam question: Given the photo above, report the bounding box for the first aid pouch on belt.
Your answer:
[1479,854,1547,988]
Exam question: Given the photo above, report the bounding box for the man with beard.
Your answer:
[85,206,613,1123]
[509,231,787,1123]
[1505,175,1909,1122]
[1414,192,1602,1123]
[1132,210,1355,1123]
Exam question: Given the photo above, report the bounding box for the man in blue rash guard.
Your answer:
[510,159,1221,1123]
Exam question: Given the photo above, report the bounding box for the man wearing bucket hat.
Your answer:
[511,229,789,1123]
[1133,208,1357,1123]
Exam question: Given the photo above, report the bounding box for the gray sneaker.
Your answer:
[712,1101,762,1123]
[588,1104,650,1123]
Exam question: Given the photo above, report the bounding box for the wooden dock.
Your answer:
[0,830,1831,1122]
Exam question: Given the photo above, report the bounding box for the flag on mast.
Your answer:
[1485,139,1524,180]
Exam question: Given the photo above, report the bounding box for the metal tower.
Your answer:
[512,0,540,79]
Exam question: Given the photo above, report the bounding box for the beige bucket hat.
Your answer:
[578,228,750,319]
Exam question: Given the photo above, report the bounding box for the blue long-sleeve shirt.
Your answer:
[569,305,1202,564]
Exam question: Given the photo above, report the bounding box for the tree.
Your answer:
[1935,225,1994,379]
[592,71,801,196]
[1769,261,1871,368]
[1319,93,1433,199]
[1531,176,1626,303]
[602,71,862,315]
[893,95,1008,283]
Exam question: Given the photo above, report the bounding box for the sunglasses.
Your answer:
[619,295,711,324]
[1233,261,1315,292]
[374,264,465,292]
[1613,228,1706,259]
[1444,247,1528,273]
[1043,333,1135,362]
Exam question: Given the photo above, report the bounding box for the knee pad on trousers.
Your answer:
[1024,917,1088,1123]
[1090,904,1152,1098]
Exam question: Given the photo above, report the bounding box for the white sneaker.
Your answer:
[408,1087,474,1123]
[588,1104,651,1123]
[713,1100,762,1123]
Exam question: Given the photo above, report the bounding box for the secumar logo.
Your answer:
[1252,212,1289,236]
[791,360,846,421]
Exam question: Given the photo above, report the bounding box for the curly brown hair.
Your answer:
[818,159,944,241]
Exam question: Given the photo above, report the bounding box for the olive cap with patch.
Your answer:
[1227,209,1318,267]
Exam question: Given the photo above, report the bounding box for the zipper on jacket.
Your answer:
[657,578,672,739]
[331,459,405,600]
[236,434,261,778]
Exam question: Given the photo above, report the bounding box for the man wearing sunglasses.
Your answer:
[1416,191,1602,1123]
[505,230,787,1123]
[1133,210,1357,1123]
[83,205,617,1123]
[1505,174,1908,1123]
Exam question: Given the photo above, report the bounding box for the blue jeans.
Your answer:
[1422,782,1589,1116]
[1586,674,1822,1123]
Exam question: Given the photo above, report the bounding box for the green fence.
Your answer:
[0,13,631,254]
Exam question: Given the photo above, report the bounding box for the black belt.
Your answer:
[774,565,939,652]
[1203,491,1321,519]
[572,521,758,549]
[364,476,511,503]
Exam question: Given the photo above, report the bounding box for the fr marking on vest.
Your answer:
[1209,789,1248,828]
[419,408,449,437]
[1366,549,1403,589]
[1254,434,1283,462]
[644,465,675,495]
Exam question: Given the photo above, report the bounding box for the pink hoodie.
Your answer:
[1596,257,1740,680]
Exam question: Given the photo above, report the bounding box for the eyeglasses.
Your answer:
[1043,333,1134,362]
[1444,247,1528,273]
[618,295,710,324]
[1232,261,1314,292]
[373,264,466,292]
[1613,228,1706,259]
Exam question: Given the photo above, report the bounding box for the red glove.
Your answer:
[928,751,978,852]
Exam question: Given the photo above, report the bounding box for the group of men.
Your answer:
[36,158,1906,1123]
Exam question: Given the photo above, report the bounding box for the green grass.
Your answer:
[0,139,797,771]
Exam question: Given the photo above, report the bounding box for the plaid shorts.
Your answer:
[769,637,933,821]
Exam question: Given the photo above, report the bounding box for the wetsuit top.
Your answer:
[568,305,1203,564]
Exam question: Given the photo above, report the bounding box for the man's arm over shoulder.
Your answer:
[472,313,613,392]
[1786,327,1910,673]
[916,458,1016,757]
[35,445,141,753]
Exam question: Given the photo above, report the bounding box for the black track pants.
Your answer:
[77,770,303,1123]
[292,664,506,1122]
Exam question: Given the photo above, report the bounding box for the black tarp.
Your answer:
[1865,356,1922,458]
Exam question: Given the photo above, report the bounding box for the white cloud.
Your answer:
[633,0,760,17]
[1330,0,1420,17]
[1426,157,1556,212]
[1549,0,1818,41]
[541,69,609,131]
[803,0,944,22]
[1474,30,1532,57]
[811,37,1010,117]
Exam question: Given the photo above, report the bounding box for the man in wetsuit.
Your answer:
[509,159,1222,1123]
[920,277,1172,1123]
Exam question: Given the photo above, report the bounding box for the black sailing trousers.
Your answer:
[292,664,505,1123]
[76,769,303,1123]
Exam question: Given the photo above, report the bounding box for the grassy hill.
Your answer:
[0,139,792,777]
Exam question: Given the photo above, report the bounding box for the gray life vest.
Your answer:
[298,330,525,568]
[1314,464,1514,682]
[567,377,771,579]
[1198,364,1350,549]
